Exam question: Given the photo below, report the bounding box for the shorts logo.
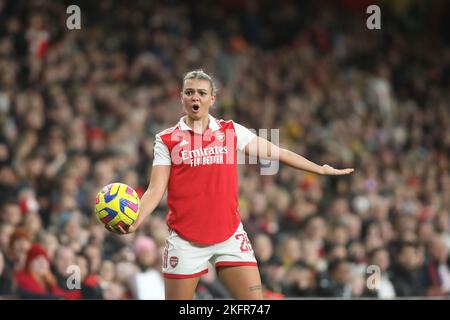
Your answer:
[170,256,179,268]
[215,132,225,142]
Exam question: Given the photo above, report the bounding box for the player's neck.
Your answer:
[184,115,209,134]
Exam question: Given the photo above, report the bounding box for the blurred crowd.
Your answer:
[1,0,450,299]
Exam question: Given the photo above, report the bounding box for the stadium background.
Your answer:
[1,0,450,299]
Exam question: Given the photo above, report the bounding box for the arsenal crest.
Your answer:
[170,256,179,268]
[215,131,225,142]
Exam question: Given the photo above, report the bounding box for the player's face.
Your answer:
[181,79,216,120]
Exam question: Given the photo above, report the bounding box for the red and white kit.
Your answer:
[153,115,258,278]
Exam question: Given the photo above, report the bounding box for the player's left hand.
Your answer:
[321,164,354,175]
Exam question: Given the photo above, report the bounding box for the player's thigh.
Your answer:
[217,265,263,300]
[165,277,200,300]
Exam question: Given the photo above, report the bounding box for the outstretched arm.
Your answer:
[244,136,354,175]
[106,165,171,234]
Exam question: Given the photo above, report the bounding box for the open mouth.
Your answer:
[192,104,200,112]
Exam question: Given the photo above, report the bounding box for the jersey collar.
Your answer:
[178,114,221,132]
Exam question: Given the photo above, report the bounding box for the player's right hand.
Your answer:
[104,223,137,235]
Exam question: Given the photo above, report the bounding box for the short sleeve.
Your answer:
[152,135,171,166]
[233,121,257,152]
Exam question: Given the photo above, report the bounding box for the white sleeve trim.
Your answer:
[152,135,172,166]
[233,121,257,152]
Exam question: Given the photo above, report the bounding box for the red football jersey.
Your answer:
[153,115,256,244]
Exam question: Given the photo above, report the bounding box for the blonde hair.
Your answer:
[183,69,218,95]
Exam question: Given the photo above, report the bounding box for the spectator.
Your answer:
[114,261,138,299]
[424,236,450,297]
[21,210,42,242]
[253,233,274,265]
[364,247,396,298]
[301,215,327,254]
[130,236,165,300]
[14,244,67,299]
[6,227,32,272]
[0,250,14,297]
[391,242,426,297]
[76,255,103,299]
[99,260,116,285]
[347,240,367,275]
[38,232,59,260]
[262,256,286,297]
[0,223,14,253]
[278,236,302,269]
[317,258,354,298]
[102,282,126,300]
[1,202,22,227]
[300,238,327,273]
[282,261,318,297]
[325,244,348,261]
[435,211,450,250]
[52,245,82,299]
[81,243,102,276]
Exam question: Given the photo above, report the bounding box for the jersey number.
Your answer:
[235,233,253,252]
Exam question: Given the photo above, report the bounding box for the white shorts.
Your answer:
[162,223,258,278]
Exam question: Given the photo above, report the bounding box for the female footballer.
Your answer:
[106,70,354,299]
